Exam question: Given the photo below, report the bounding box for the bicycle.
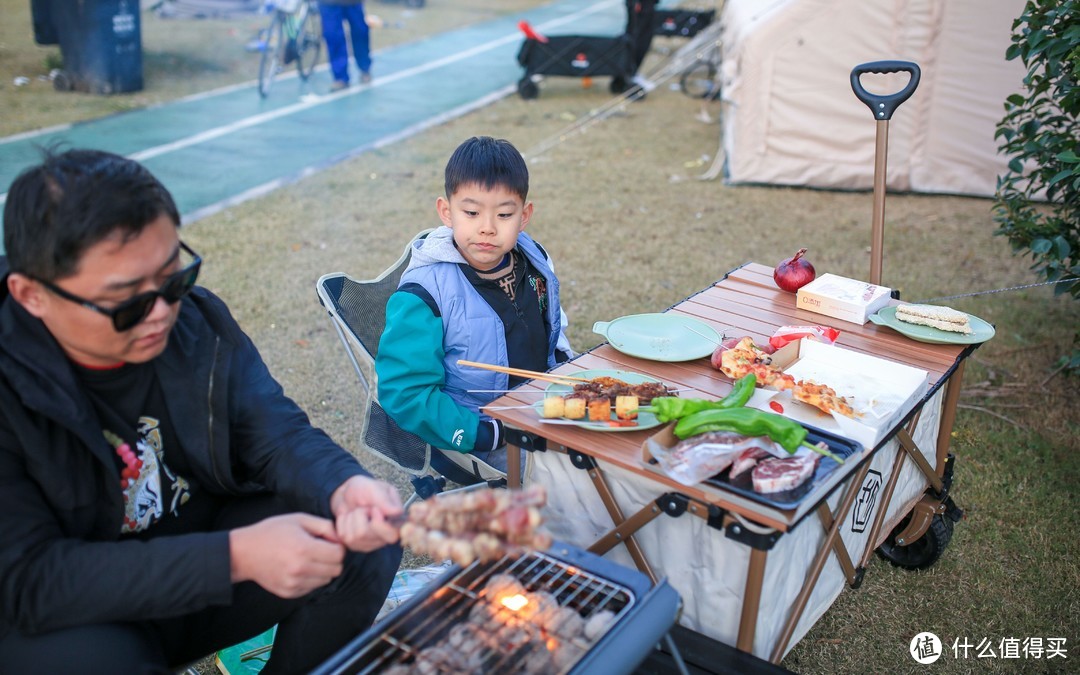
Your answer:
[258,0,322,98]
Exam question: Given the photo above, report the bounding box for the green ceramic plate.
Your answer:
[535,369,665,433]
[869,306,995,345]
[592,313,720,361]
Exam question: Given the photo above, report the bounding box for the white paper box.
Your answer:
[757,339,931,450]
[796,273,892,324]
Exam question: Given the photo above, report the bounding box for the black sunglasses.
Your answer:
[39,241,202,332]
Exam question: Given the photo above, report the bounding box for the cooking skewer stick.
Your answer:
[457,360,591,385]
[483,390,697,410]
[685,323,726,345]
[466,389,549,394]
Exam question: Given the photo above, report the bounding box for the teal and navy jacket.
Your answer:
[375,227,572,453]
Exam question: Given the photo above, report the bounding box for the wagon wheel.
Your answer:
[877,512,954,570]
[517,77,539,100]
[680,59,719,100]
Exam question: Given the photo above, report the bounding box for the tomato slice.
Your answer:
[769,401,785,413]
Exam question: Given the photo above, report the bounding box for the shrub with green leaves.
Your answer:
[993,0,1079,372]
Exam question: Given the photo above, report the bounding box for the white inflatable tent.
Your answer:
[717,0,1028,197]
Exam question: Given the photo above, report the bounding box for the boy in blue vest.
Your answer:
[375,136,573,478]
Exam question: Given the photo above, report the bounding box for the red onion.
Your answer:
[774,248,816,292]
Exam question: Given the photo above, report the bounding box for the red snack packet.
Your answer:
[769,325,841,350]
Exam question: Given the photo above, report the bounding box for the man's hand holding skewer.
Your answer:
[331,475,404,551]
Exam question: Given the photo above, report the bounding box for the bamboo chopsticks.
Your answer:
[457,359,590,386]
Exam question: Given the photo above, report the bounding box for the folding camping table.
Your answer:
[485,262,975,664]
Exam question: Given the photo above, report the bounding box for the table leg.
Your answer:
[507,442,522,489]
[857,444,908,568]
[736,547,768,653]
[936,360,966,472]
[769,462,871,663]
[896,428,944,494]
[816,507,856,585]
[584,462,660,585]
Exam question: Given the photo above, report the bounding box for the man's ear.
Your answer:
[435,196,453,228]
[7,274,48,319]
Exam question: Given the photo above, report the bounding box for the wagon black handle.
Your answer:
[850,60,920,121]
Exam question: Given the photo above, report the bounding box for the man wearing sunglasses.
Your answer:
[0,148,403,673]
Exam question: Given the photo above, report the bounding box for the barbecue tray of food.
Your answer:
[312,541,681,675]
[644,423,861,511]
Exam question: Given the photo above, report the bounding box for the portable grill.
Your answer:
[312,541,681,675]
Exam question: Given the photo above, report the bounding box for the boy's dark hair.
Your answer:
[3,148,180,282]
[444,136,529,202]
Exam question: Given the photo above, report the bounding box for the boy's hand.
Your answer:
[330,476,403,551]
[229,513,346,598]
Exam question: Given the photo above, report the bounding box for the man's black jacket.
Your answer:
[0,257,368,638]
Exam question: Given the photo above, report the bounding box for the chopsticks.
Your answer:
[457,359,591,386]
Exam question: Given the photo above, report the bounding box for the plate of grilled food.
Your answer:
[869,304,995,345]
[535,369,676,432]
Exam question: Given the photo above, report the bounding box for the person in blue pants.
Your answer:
[320,0,372,90]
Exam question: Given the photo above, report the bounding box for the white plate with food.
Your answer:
[869,305,995,345]
[534,369,671,432]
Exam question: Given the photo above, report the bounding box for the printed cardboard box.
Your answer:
[796,273,892,324]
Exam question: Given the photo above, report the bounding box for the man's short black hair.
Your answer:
[3,148,181,282]
[444,136,529,202]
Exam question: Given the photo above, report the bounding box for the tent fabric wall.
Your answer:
[718,0,1027,197]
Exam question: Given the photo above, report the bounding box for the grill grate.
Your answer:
[358,550,636,674]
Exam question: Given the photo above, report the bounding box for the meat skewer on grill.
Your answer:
[397,485,553,567]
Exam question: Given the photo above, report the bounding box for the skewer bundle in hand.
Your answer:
[399,485,553,566]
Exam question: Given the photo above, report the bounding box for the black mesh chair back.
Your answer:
[316,230,506,501]
[316,230,433,477]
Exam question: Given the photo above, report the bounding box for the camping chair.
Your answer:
[315,229,508,505]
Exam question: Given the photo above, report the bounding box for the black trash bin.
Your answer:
[36,0,143,94]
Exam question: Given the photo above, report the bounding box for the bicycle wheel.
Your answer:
[680,59,718,100]
[296,3,322,80]
[258,12,284,98]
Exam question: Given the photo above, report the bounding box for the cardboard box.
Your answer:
[796,273,892,325]
[756,339,930,450]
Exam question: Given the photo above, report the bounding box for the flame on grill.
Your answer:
[500,593,529,612]
[375,570,624,673]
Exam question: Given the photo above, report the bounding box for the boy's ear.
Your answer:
[435,196,453,228]
[519,201,534,232]
[7,274,49,319]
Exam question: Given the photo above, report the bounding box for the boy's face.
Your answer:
[437,182,533,271]
[8,213,186,367]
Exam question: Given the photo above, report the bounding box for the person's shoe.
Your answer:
[330,80,350,92]
[360,71,372,85]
